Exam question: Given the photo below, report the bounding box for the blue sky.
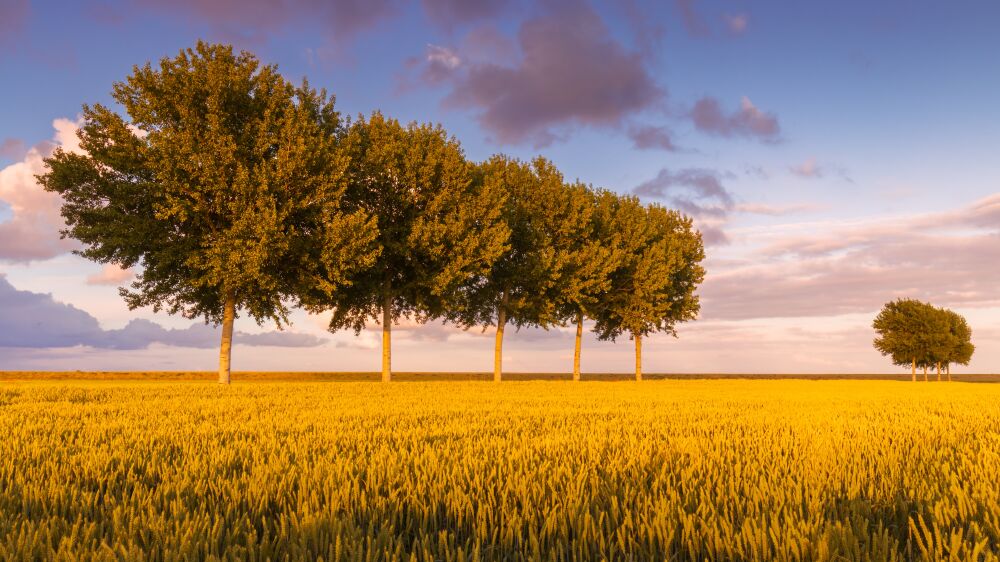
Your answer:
[1,0,998,373]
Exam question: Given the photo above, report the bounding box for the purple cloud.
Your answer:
[0,276,325,349]
[633,168,735,218]
[0,138,26,161]
[433,2,664,146]
[134,0,399,44]
[675,0,709,36]
[421,0,510,29]
[0,0,29,52]
[691,96,781,141]
[627,125,678,152]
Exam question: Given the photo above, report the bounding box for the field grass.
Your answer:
[1,380,999,561]
[3,371,1000,382]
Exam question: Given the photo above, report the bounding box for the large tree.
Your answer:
[591,198,706,381]
[308,112,508,381]
[39,42,378,384]
[560,188,623,381]
[448,156,613,381]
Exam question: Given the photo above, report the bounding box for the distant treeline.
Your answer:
[39,42,706,383]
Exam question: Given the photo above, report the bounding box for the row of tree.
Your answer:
[872,298,975,381]
[39,42,706,384]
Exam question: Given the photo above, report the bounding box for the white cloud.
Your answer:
[0,118,82,262]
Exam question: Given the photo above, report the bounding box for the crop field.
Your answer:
[1,380,999,561]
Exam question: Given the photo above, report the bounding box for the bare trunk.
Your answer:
[382,289,391,382]
[936,362,941,382]
[911,358,916,382]
[494,289,508,383]
[218,292,235,385]
[634,333,642,382]
[923,366,928,382]
[572,311,583,382]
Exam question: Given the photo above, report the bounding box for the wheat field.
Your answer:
[1,380,998,561]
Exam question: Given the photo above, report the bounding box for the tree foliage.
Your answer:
[39,42,379,382]
[873,299,974,377]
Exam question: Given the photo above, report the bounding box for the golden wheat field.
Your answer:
[1,380,999,561]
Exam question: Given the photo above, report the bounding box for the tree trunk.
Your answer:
[936,362,941,382]
[923,366,928,382]
[573,311,583,382]
[634,333,642,382]
[218,291,235,385]
[494,289,508,383]
[382,289,392,382]
[911,358,916,382]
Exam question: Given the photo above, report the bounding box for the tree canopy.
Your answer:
[303,111,509,381]
[39,41,379,383]
[873,299,974,381]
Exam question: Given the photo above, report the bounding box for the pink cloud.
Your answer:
[790,157,822,177]
[701,194,1000,320]
[430,3,664,147]
[723,13,748,35]
[691,96,781,141]
[86,264,135,286]
[0,118,82,262]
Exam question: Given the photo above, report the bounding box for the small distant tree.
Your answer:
[941,309,974,381]
[591,198,706,381]
[873,299,951,382]
[39,42,378,384]
[306,112,508,381]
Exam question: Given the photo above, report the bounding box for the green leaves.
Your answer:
[591,197,706,342]
[872,299,975,370]
[39,41,378,329]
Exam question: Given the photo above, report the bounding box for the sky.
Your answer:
[1,0,998,374]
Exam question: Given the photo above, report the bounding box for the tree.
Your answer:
[873,299,950,382]
[941,309,974,381]
[560,188,622,381]
[447,156,614,381]
[307,112,508,382]
[38,42,378,384]
[591,198,706,381]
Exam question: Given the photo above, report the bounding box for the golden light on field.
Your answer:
[1,380,998,560]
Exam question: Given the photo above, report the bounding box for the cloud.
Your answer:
[736,202,823,216]
[701,194,1000,320]
[424,2,664,147]
[789,157,853,182]
[691,96,781,141]
[133,0,399,45]
[0,138,26,161]
[633,168,735,218]
[0,276,325,349]
[627,124,678,152]
[789,157,823,178]
[675,0,709,37]
[0,118,82,263]
[86,264,135,286]
[420,0,510,29]
[723,13,748,35]
[0,0,29,52]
